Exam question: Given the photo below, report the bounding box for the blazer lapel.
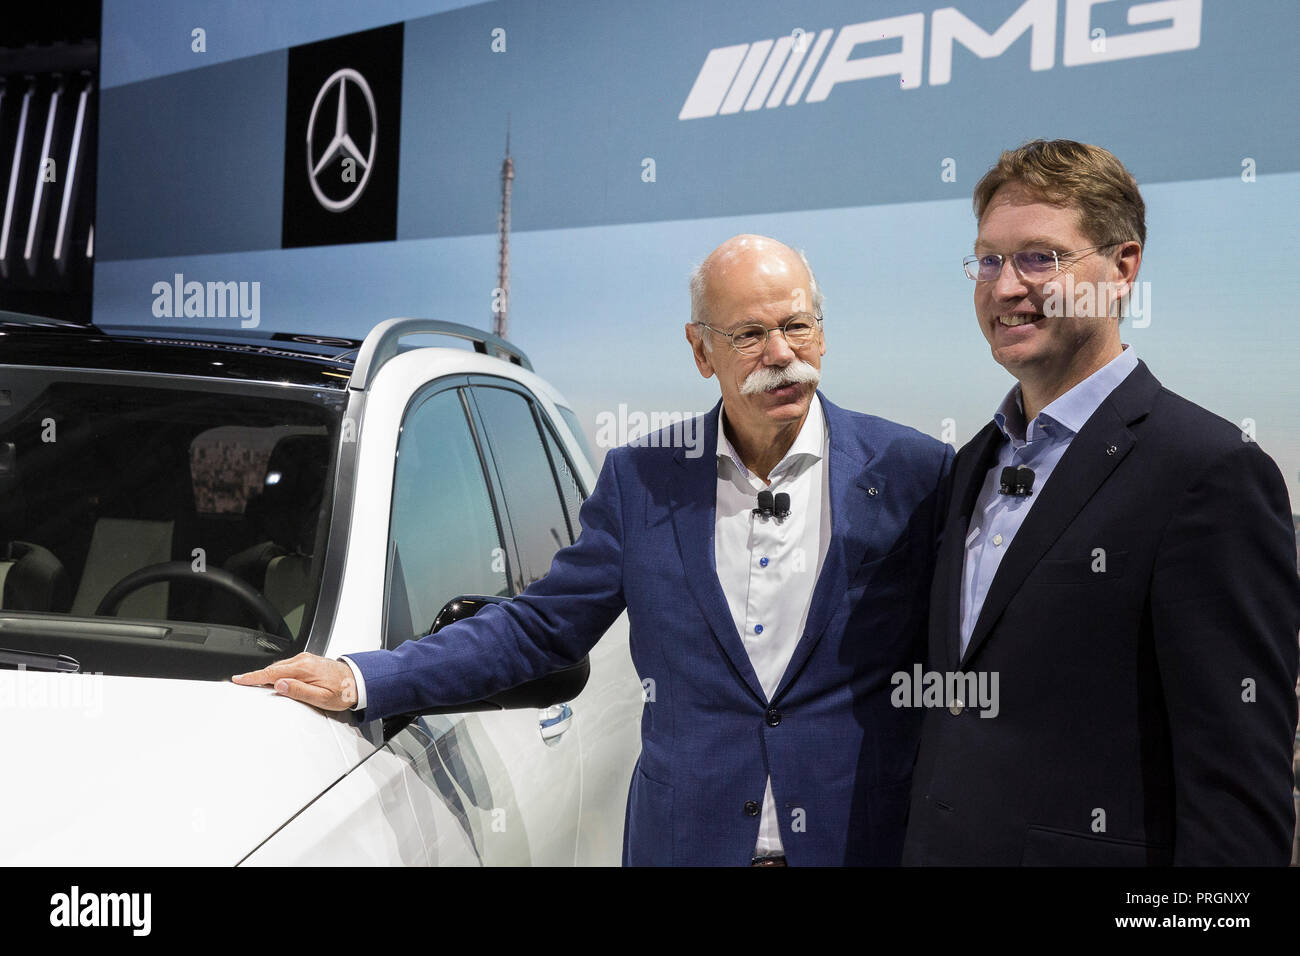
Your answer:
[669,399,766,703]
[959,361,1162,667]
[938,422,1004,672]
[772,393,881,702]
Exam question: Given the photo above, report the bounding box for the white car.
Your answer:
[0,313,643,865]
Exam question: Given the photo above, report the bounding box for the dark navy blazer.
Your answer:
[903,362,1300,865]
[349,390,952,865]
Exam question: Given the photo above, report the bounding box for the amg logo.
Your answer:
[678,0,1200,120]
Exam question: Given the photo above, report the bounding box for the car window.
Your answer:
[470,386,573,591]
[0,367,341,679]
[538,415,585,543]
[385,387,508,648]
[555,405,594,466]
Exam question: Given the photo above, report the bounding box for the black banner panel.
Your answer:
[281,23,403,248]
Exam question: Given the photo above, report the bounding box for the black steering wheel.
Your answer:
[94,561,294,643]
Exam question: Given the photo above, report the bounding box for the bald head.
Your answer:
[689,235,822,342]
[683,234,827,476]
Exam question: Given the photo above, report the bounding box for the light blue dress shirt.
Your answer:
[958,345,1139,655]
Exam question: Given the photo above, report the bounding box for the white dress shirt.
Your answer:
[714,394,830,857]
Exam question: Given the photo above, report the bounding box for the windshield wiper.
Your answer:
[0,647,81,673]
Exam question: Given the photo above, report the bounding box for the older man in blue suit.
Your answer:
[235,234,952,865]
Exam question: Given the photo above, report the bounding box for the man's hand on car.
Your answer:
[233,653,356,711]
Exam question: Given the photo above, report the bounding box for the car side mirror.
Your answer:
[426,593,507,635]
[381,593,591,740]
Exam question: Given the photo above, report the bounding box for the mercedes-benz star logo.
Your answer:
[306,68,378,213]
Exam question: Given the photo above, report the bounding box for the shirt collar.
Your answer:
[716,392,826,482]
[994,344,1139,443]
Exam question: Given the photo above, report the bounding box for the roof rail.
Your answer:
[349,318,533,390]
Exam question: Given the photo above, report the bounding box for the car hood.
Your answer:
[0,669,355,865]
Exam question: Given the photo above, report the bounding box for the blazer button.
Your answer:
[949,699,965,716]
[765,709,782,727]
[744,801,761,816]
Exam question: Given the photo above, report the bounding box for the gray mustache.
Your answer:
[739,359,821,396]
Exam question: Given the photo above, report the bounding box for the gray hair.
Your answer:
[688,248,824,351]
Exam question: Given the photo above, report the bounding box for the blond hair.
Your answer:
[973,139,1146,249]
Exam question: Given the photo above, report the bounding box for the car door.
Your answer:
[382,380,585,865]
[466,379,641,865]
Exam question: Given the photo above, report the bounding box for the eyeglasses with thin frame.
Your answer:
[695,313,823,356]
[962,243,1123,282]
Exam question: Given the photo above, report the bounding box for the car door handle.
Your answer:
[538,703,573,741]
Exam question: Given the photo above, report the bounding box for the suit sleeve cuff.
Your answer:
[339,655,367,712]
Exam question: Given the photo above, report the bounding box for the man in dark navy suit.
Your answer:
[236,235,952,866]
[903,140,1300,866]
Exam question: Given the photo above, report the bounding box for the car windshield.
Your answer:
[0,366,344,679]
